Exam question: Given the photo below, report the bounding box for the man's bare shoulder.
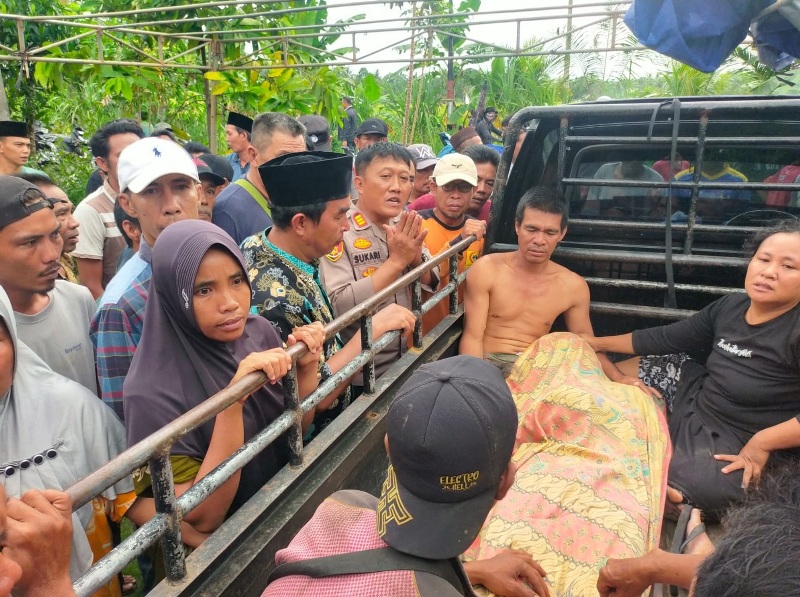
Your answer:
[469,252,509,283]
[548,260,588,287]
[474,252,509,269]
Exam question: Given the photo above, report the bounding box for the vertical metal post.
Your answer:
[557,116,570,199]
[283,366,303,466]
[149,454,186,582]
[683,113,709,256]
[157,35,164,63]
[360,314,375,394]
[412,279,422,349]
[448,253,459,315]
[96,31,103,61]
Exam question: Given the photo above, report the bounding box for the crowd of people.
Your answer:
[0,101,797,597]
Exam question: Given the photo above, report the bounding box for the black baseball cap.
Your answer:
[197,153,233,185]
[298,115,332,151]
[0,176,52,228]
[376,355,518,560]
[355,117,389,138]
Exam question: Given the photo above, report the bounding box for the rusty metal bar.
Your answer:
[360,314,376,394]
[490,243,748,268]
[562,177,800,191]
[556,245,747,267]
[557,116,570,198]
[512,99,800,120]
[283,368,303,467]
[448,253,459,315]
[568,218,778,234]
[590,301,694,320]
[149,454,186,582]
[73,511,168,596]
[566,135,800,145]
[412,279,423,349]
[685,113,710,255]
[584,276,744,295]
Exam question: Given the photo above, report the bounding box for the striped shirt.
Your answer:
[91,241,152,421]
[73,181,126,287]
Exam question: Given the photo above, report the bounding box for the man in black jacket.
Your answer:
[476,107,503,145]
[338,96,360,152]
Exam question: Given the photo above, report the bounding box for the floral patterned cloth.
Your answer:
[465,333,671,597]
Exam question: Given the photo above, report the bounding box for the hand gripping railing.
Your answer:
[66,234,476,596]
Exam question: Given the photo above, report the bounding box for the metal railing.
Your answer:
[488,98,800,322]
[66,236,474,597]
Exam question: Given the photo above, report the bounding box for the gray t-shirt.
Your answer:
[15,280,98,395]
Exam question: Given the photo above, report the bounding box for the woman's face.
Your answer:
[0,320,13,399]
[745,232,800,308]
[192,248,250,343]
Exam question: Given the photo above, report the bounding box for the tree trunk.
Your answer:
[0,71,10,120]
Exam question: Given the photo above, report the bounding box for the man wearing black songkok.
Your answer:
[0,121,31,176]
[240,152,415,437]
[225,111,254,182]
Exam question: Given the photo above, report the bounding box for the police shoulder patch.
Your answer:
[352,211,369,230]
[325,241,344,262]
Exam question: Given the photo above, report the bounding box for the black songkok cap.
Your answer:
[226,111,253,133]
[0,176,52,228]
[259,151,352,207]
[0,121,29,138]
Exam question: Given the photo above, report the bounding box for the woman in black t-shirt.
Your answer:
[588,220,800,517]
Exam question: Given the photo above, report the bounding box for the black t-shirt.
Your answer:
[633,293,800,439]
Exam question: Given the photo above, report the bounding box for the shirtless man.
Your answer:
[460,186,643,391]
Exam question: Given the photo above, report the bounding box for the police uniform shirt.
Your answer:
[320,206,439,384]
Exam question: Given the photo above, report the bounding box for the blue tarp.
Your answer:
[624,0,800,72]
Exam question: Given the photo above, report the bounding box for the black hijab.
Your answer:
[124,219,287,510]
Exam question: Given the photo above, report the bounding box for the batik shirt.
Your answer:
[241,230,349,430]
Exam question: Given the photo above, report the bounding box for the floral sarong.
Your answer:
[464,333,671,597]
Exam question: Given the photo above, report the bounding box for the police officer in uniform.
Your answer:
[321,143,439,393]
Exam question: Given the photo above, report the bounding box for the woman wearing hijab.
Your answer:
[124,220,324,542]
[0,286,137,597]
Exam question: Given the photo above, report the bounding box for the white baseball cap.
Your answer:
[432,153,478,187]
[117,137,199,194]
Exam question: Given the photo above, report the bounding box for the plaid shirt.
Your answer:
[91,241,152,421]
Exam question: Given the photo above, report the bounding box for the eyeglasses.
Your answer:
[440,181,475,193]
